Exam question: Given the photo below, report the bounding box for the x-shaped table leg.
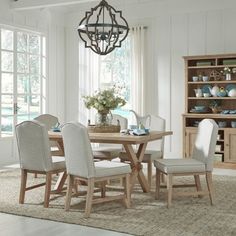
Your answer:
[123,142,149,193]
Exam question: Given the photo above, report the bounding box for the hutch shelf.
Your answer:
[183,54,236,168]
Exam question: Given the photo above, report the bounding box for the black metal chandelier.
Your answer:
[77,0,129,55]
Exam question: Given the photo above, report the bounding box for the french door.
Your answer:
[0,27,46,137]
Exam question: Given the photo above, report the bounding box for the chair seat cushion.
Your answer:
[51,156,66,170]
[92,146,122,159]
[94,160,131,178]
[154,158,206,174]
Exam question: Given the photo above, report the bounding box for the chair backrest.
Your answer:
[15,121,52,172]
[62,122,95,178]
[192,119,218,171]
[112,114,128,130]
[34,114,59,131]
[146,115,166,151]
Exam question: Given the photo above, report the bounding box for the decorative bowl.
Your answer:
[202,76,209,82]
[194,106,206,111]
[192,76,198,82]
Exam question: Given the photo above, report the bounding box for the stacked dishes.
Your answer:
[226,84,236,97]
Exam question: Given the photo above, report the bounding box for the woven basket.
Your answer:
[87,125,120,133]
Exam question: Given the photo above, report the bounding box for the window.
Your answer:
[0,27,46,137]
[79,26,146,126]
[99,37,132,120]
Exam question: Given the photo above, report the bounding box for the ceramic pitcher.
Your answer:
[130,110,151,128]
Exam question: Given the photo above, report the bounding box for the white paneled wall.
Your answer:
[64,0,236,158]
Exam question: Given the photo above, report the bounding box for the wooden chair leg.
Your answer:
[19,169,27,204]
[101,181,106,198]
[194,174,202,198]
[44,173,52,208]
[206,172,214,205]
[167,174,173,208]
[65,175,73,211]
[85,178,94,217]
[155,168,161,200]
[73,179,79,195]
[124,174,131,208]
[147,160,152,187]
[161,173,165,183]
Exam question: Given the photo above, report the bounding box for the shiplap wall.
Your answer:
[64,0,236,158]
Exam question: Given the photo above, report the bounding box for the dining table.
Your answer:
[49,130,173,193]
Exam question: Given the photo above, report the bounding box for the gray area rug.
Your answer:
[0,169,236,236]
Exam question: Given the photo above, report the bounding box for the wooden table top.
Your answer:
[48,131,173,144]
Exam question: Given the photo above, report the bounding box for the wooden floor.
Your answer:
[0,213,131,236]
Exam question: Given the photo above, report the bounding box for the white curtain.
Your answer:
[130,26,146,116]
[78,40,100,125]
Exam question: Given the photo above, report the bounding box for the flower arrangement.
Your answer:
[83,87,126,114]
[220,67,236,80]
[220,67,236,75]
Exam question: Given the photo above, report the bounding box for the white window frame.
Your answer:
[0,25,47,139]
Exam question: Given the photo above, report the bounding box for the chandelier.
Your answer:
[77,0,129,55]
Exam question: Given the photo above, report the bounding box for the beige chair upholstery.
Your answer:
[34,114,59,131]
[34,114,61,156]
[15,120,66,208]
[62,121,131,217]
[92,114,128,160]
[154,119,218,207]
[120,114,165,186]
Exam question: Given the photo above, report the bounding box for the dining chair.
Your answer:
[92,114,128,160]
[120,114,166,187]
[15,120,66,208]
[154,119,218,208]
[34,114,59,131]
[62,121,131,217]
[34,114,61,178]
[34,114,61,155]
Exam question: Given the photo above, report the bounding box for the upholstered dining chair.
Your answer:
[92,114,128,160]
[15,120,66,208]
[154,119,218,208]
[62,121,131,217]
[34,114,61,155]
[120,114,166,187]
[34,114,59,131]
[34,114,61,178]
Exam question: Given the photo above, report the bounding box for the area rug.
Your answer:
[0,169,236,236]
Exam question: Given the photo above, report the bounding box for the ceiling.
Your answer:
[11,0,164,13]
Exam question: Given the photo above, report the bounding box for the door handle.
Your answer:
[13,103,19,114]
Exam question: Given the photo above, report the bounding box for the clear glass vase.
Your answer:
[95,112,112,126]
[226,73,231,81]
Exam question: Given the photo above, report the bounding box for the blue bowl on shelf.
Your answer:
[194,106,206,111]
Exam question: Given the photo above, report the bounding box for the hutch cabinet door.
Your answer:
[224,129,236,163]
